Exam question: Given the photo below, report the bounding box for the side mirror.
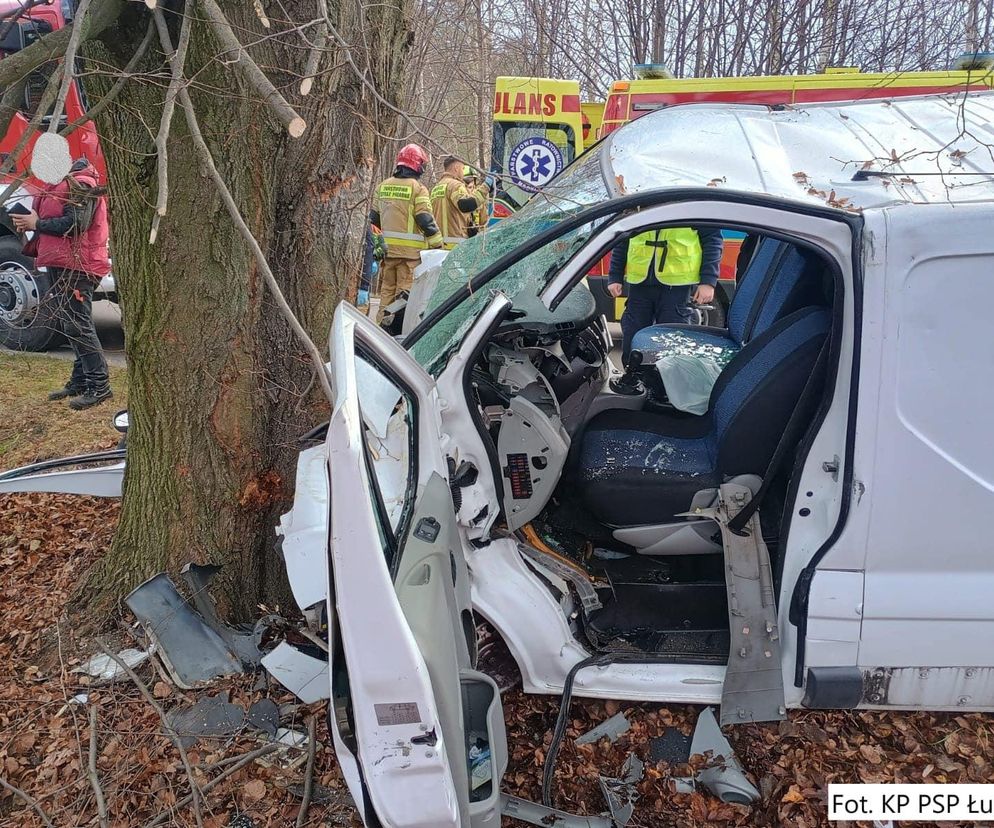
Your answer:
[112,409,129,433]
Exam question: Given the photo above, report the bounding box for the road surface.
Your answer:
[0,299,127,366]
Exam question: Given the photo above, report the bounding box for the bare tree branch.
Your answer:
[0,776,55,828]
[60,16,157,137]
[300,0,329,95]
[150,5,193,244]
[96,640,205,828]
[200,0,306,137]
[87,705,110,828]
[253,0,271,28]
[144,744,281,828]
[48,0,94,132]
[295,714,318,828]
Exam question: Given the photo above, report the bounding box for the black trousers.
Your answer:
[50,267,109,390]
[619,280,692,364]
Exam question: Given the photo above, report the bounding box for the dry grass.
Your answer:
[0,353,127,468]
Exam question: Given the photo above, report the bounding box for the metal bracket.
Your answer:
[692,482,787,725]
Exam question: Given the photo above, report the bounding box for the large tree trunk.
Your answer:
[76,0,410,618]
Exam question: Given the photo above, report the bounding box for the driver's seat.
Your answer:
[576,306,830,541]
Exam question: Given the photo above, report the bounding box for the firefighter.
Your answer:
[463,167,489,238]
[608,227,724,365]
[430,156,492,248]
[370,144,443,324]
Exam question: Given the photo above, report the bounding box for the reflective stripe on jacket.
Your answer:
[430,173,487,249]
[376,176,440,259]
[624,228,702,286]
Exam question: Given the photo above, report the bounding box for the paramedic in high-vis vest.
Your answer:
[608,227,724,364]
[430,156,492,249]
[370,143,443,324]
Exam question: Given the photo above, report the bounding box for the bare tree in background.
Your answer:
[401,0,990,165]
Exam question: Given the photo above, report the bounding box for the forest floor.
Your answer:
[2,353,994,827]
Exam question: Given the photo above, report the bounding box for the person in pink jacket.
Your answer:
[13,158,113,409]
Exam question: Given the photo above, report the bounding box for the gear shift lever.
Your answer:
[611,349,645,395]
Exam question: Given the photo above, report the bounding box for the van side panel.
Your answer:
[858,203,994,678]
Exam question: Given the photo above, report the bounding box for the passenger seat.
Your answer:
[630,238,825,367]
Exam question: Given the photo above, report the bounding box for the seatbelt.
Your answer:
[727,336,831,534]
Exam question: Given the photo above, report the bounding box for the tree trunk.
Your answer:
[75,0,410,619]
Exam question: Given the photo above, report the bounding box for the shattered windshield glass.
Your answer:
[409,146,611,375]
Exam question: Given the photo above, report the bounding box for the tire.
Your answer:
[0,235,58,351]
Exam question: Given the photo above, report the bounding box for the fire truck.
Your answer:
[0,0,112,351]
[492,66,994,322]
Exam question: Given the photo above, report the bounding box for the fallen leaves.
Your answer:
[781,784,805,803]
[241,777,266,802]
[0,490,358,828]
[859,743,883,765]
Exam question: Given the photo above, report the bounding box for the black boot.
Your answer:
[69,384,113,410]
[48,382,86,401]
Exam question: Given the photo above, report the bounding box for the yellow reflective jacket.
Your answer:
[375,176,442,259]
[430,173,488,249]
[624,228,703,286]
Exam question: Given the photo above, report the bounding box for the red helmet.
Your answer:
[396,143,429,174]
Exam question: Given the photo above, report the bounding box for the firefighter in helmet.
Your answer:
[462,166,489,238]
[370,143,443,324]
[430,156,493,249]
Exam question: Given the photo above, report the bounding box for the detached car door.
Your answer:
[325,304,507,828]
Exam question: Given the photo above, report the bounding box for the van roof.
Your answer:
[608,92,994,212]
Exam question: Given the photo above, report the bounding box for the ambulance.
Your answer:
[493,65,994,324]
[490,77,597,219]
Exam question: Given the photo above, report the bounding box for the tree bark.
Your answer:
[75,0,410,618]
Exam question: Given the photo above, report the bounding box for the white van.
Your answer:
[5,93,994,828]
[278,93,994,826]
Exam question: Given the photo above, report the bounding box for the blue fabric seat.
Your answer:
[578,306,831,528]
[630,238,825,367]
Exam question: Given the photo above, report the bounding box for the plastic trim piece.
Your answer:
[693,482,786,725]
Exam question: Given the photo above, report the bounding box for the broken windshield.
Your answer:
[409,145,611,375]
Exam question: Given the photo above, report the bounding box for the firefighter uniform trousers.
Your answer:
[374,177,440,323]
[377,258,417,321]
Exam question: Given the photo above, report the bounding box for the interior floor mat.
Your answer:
[584,580,730,661]
[585,624,729,661]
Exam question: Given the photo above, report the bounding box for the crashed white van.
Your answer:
[275,93,994,827]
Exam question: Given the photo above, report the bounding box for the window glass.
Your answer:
[494,122,576,209]
[410,146,610,375]
[354,351,416,564]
